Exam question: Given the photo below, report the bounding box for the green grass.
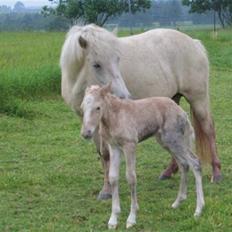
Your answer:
[0,29,232,231]
[0,32,63,117]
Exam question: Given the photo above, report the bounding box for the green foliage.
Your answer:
[13,1,26,12]
[0,4,11,13]
[0,13,70,31]
[0,29,232,230]
[182,0,232,27]
[43,0,151,26]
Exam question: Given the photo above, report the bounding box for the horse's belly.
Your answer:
[122,69,178,99]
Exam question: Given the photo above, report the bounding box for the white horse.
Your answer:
[81,84,205,229]
[60,24,221,199]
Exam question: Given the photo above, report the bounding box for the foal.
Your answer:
[81,85,205,229]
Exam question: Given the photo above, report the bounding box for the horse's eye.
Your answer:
[96,106,100,111]
[93,63,101,69]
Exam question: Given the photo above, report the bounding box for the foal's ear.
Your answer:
[79,36,88,49]
[100,82,112,97]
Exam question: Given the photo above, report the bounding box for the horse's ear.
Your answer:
[112,27,118,36]
[79,36,88,49]
[100,82,112,97]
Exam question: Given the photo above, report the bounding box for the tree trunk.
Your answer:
[217,9,225,28]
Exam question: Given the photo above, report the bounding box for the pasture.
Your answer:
[0,29,232,231]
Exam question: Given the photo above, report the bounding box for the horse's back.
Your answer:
[119,29,209,99]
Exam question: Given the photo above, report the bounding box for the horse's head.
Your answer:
[80,84,111,139]
[78,25,131,99]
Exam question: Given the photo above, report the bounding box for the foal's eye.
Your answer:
[93,63,101,69]
[96,106,100,111]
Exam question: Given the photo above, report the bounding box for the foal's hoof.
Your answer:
[171,202,179,209]
[97,191,112,200]
[194,211,202,219]
[159,174,172,180]
[211,174,223,183]
[126,222,136,229]
[108,223,117,230]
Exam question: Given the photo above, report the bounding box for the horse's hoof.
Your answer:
[211,174,223,183]
[159,174,171,180]
[97,191,112,200]
[126,222,136,229]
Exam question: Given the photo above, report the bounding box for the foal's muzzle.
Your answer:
[81,129,93,140]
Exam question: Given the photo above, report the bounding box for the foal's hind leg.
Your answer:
[171,161,188,209]
[158,128,204,217]
[186,152,205,217]
[159,93,181,180]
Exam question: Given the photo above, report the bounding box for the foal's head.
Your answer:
[81,84,111,139]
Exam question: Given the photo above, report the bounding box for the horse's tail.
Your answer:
[190,108,212,164]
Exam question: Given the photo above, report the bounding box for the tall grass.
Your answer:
[0,32,64,117]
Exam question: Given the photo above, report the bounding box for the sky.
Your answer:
[0,0,53,8]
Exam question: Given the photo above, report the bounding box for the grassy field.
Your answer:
[0,29,232,231]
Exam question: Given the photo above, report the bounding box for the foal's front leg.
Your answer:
[93,132,112,200]
[108,145,121,229]
[123,143,139,229]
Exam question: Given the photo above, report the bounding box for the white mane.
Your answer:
[60,24,120,73]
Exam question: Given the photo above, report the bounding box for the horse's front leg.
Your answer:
[123,143,139,229]
[93,131,112,200]
[108,144,121,229]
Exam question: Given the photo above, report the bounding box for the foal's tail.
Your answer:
[190,109,212,164]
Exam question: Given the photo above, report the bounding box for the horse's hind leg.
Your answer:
[190,98,221,182]
[171,161,188,209]
[159,158,178,180]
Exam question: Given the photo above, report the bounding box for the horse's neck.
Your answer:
[72,65,100,115]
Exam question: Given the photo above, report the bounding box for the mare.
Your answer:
[60,24,221,199]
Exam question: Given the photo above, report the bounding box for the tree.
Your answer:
[182,0,232,27]
[13,1,26,13]
[0,5,11,14]
[42,0,151,26]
